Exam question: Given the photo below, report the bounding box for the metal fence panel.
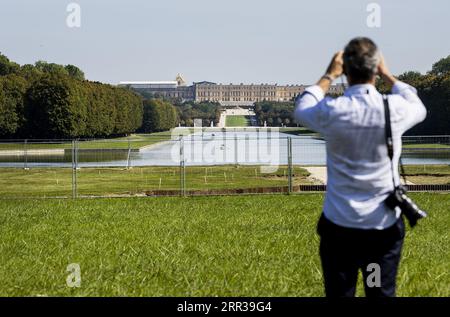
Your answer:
[0,134,449,198]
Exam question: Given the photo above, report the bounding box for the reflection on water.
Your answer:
[0,133,448,168]
[0,149,130,167]
[402,151,450,165]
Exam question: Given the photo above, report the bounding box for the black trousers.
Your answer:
[317,213,405,297]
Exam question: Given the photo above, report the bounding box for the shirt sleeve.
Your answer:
[293,85,329,134]
[390,81,427,133]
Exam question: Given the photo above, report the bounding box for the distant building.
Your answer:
[194,82,306,106]
[119,75,344,105]
[119,74,195,100]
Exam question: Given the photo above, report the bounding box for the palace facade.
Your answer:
[119,75,345,105]
[194,81,305,105]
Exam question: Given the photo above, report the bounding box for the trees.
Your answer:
[0,53,20,76]
[0,75,27,137]
[386,56,450,135]
[113,86,143,135]
[26,74,87,138]
[0,54,144,138]
[141,99,162,132]
[19,64,44,82]
[176,101,221,127]
[25,75,143,138]
[398,71,423,88]
[34,61,69,77]
[141,99,178,132]
[84,82,116,137]
[0,52,449,138]
[429,55,450,76]
[254,101,296,127]
[409,72,450,135]
[65,64,85,81]
[19,62,85,81]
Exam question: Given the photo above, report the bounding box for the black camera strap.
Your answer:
[383,95,407,188]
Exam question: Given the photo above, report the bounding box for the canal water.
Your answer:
[0,132,448,168]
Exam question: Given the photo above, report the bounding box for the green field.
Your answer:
[403,143,450,149]
[402,165,450,185]
[279,127,316,135]
[226,116,250,127]
[0,166,312,198]
[0,165,449,198]
[0,131,179,151]
[0,193,448,296]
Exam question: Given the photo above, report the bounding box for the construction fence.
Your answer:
[0,133,449,198]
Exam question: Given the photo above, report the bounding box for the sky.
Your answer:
[1,0,449,85]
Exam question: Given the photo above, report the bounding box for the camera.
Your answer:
[385,185,428,227]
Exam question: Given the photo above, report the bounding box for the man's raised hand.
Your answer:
[326,51,344,80]
[377,53,397,88]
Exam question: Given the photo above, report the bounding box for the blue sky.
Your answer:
[1,0,449,85]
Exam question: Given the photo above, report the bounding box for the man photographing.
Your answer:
[294,37,427,297]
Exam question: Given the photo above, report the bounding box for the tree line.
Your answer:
[0,52,223,137]
[0,53,143,138]
[3,51,446,137]
[254,101,295,127]
[254,55,450,134]
[376,55,450,135]
[175,101,221,128]
[134,92,221,130]
[139,99,178,132]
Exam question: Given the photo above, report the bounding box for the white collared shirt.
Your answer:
[294,81,427,229]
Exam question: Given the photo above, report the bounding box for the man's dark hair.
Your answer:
[343,37,380,83]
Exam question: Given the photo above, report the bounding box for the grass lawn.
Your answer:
[78,132,175,150]
[402,165,450,185]
[0,193,448,296]
[226,116,250,127]
[0,131,177,151]
[0,166,312,198]
[280,127,316,136]
[403,143,450,149]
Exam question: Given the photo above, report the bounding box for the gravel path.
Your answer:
[304,166,415,185]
